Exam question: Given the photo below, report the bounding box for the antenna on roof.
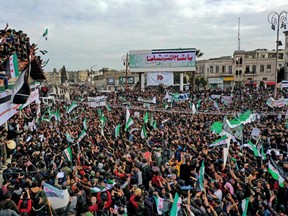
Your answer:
[238,17,241,50]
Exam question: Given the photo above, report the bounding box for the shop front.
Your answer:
[223,77,234,89]
[208,78,223,89]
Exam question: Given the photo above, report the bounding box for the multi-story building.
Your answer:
[44,70,61,84]
[196,49,286,89]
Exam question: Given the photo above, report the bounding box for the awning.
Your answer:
[265,81,276,85]
[244,81,256,87]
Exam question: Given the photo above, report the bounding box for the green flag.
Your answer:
[210,121,223,134]
[83,118,87,130]
[141,125,147,139]
[66,102,77,114]
[153,120,157,130]
[243,141,261,157]
[106,103,112,112]
[268,162,284,187]
[197,161,205,192]
[125,107,134,131]
[63,146,73,162]
[42,28,48,40]
[241,197,249,216]
[143,112,149,124]
[115,124,121,138]
[169,192,181,216]
[77,129,87,143]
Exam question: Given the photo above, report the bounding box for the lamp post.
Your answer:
[89,64,98,86]
[121,53,129,91]
[267,11,288,98]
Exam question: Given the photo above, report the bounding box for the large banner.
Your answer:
[0,89,39,126]
[129,48,196,72]
[147,72,174,86]
[88,96,107,108]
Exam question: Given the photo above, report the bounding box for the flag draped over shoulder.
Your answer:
[43,183,69,210]
[5,53,19,78]
[11,66,31,104]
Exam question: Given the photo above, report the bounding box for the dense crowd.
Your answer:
[0,85,288,216]
[0,24,44,90]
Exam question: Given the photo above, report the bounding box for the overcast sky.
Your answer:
[1,0,288,72]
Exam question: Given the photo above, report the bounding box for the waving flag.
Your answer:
[242,141,261,157]
[66,102,77,114]
[169,192,182,216]
[197,161,205,192]
[268,162,285,187]
[43,183,70,210]
[114,124,121,138]
[125,106,134,131]
[209,136,228,148]
[210,122,223,134]
[226,110,257,128]
[83,118,87,130]
[143,112,149,124]
[154,196,164,215]
[141,125,147,139]
[5,53,19,78]
[241,197,249,216]
[42,28,48,40]
[63,146,73,162]
[11,66,31,104]
[77,129,87,143]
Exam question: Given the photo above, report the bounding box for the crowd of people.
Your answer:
[0,84,288,216]
[0,24,44,91]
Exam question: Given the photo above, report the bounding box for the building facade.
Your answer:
[44,71,61,85]
[196,49,286,89]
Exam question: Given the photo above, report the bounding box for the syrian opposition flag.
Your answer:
[43,183,69,210]
[66,102,77,113]
[197,99,201,109]
[5,53,20,78]
[169,192,182,216]
[65,133,74,143]
[152,121,157,130]
[114,124,121,138]
[106,102,112,112]
[141,125,147,139]
[164,102,169,110]
[241,197,249,216]
[268,162,285,187]
[63,146,73,162]
[11,66,31,104]
[209,136,228,148]
[83,118,88,130]
[43,28,48,40]
[226,110,257,128]
[242,141,261,157]
[143,112,149,124]
[76,129,87,143]
[210,122,223,134]
[154,196,164,215]
[196,161,205,192]
[125,106,134,131]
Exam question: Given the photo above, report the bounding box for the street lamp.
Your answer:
[89,64,98,85]
[121,53,129,91]
[267,11,288,98]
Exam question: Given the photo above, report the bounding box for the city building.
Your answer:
[44,69,61,85]
[195,49,286,89]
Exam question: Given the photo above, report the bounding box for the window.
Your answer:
[222,66,226,73]
[260,65,264,73]
[267,64,271,72]
[252,65,256,74]
[245,65,250,74]
[228,66,232,74]
[210,66,214,74]
[216,66,219,73]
